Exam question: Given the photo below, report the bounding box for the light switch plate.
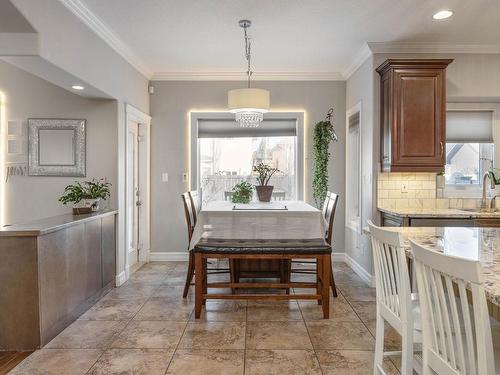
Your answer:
[401,183,408,193]
[161,172,168,182]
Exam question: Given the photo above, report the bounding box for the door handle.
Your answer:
[136,201,143,207]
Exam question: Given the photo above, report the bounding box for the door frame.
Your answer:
[122,104,151,283]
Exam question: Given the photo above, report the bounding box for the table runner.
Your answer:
[189,200,326,249]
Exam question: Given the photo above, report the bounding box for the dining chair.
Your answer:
[224,191,233,201]
[410,239,497,375]
[182,191,232,298]
[289,191,338,297]
[368,221,422,375]
[181,192,196,298]
[189,190,202,223]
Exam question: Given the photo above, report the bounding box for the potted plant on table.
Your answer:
[253,162,280,202]
[59,178,112,214]
[231,181,253,204]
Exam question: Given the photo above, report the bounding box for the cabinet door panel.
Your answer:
[102,215,116,287]
[393,69,445,169]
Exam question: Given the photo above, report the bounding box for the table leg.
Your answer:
[195,253,203,318]
[317,256,323,305]
[202,258,207,305]
[322,254,331,318]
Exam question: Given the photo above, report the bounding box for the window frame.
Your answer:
[190,111,305,201]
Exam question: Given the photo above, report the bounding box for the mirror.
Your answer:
[28,119,86,176]
[38,129,76,166]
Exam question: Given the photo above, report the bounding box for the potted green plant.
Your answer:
[59,178,111,214]
[253,162,280,202]
[231,181,253,203]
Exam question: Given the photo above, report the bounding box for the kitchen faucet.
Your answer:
[481,171,497,210]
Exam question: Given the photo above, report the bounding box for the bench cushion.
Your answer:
[193,238,331,255]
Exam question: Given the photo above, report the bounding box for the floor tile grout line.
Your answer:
[297,289,324,375]
[339,282,401,374]
[83,274,162,374]
[162,310,191,375]
[243,296,248,375]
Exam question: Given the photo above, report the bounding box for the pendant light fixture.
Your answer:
[228,20,270,127]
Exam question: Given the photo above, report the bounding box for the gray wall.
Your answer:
[345,57,376,274]
[0,60,118,224]
[149,80,346,254]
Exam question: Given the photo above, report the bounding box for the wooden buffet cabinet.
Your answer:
[377,59,453,172]
[0,210,117,350]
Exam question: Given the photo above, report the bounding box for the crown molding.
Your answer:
[342,43,372,79]
[367,42,500,54]
[151,71,345,81]
[59,0,153,79]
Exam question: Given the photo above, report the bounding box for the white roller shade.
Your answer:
[198,118,297,138]
[446,111,493,143]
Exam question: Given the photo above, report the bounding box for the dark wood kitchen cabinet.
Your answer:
[377,59,453,172]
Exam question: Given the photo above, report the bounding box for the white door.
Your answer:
[127,121,140,268]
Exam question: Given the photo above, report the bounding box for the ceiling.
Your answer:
[76,0,500,79]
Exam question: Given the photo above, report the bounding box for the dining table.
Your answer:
[382,226,500,319]
[189,200,327,249]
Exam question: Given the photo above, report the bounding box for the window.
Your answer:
[200,136,296,203]
[444,110,494,191]
[346,106,361,231]
[192,113,304,204]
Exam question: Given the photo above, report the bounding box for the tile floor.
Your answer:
[10,261,404,375]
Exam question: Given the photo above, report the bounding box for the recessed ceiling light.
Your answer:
[72,85,85,90]
[433,10,453,20]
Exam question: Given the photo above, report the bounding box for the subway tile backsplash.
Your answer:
[377,172,482,210]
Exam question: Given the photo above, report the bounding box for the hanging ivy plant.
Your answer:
[312,108,338,208]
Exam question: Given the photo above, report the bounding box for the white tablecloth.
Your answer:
[189,200,326,249]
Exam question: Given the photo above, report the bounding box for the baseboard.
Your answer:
[115,270,127,286]
[149,252,189,261]
[344,253,375,287]
[332,252,346,262]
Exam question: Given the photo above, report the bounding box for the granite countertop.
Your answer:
[380,226,500,307]
[0,209,118,237]
[378,207,500,219]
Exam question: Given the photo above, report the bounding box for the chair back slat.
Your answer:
[189,190,202,224]
[181,192,195,242]
[323,192,338,245]
[368,221,411,323]
[410,240,495,375]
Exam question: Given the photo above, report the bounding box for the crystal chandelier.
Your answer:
[228,20,270,128]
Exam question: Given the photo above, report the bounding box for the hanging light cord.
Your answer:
[243,23,252,88]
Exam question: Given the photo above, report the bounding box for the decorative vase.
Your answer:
[256,186,274,202]
[72,198,101,215]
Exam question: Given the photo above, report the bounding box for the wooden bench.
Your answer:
[193,238,332,318]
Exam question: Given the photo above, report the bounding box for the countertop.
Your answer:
[378,207,500,219]
[376,226,500,307]
[0,209,118,237]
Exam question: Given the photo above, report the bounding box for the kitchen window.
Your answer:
[191,113,304,204]
[444,110,494,196]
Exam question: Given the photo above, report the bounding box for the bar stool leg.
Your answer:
[322,254,331,318]
[195,253,203,318]
[183,251,195,298]
[202,258,208,306]
[317,256,323,305]
[330,263,338,298]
